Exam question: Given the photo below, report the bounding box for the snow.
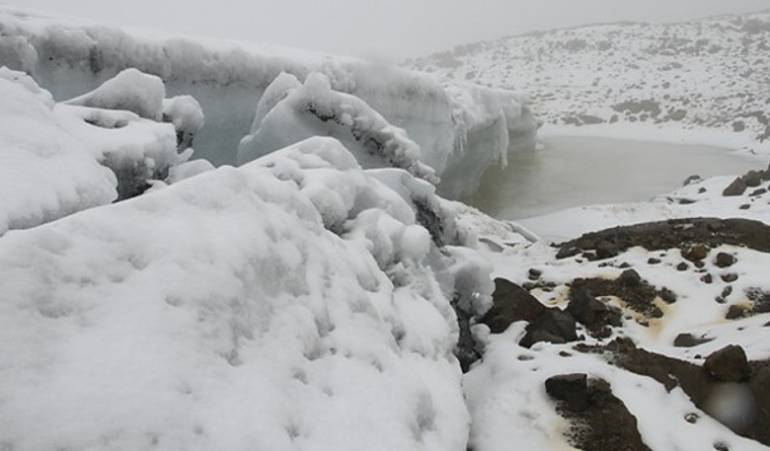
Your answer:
[65,68,166,121]
[0,67,202,234]
[0,67,116,235]
[0,136,491,451]
[0,7,538,197]
[238,72,438,184]
[162,95,205,150]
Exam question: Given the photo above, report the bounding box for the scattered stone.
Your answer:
[528,268,542,280]
[545,374,589,412]
[567,288,622,332]
[618,269,642,287]
[596,240,619,259]
[726,305,749,320]
[715,296,726,304]
[722,286,734,298]
[685,412,700,423]
[520,309,578,348]
[685,244,709,262]
[704,345,751,382]
[723,177,748,196]
[701,274,713,284]
[750,188,767,196]
[660,287,678,304]
[698,187,707,194]
[676,262,689,271]
[721,273,739,283]
[480,278,547,333]
[715,252,737,268]
[740,204,751,210]
[683,175,702,186]
[647,257,661,265]
[618,262,632,269]
[674,333,713,348]
[713,442,729,451]
[556,246,581,259]
[559,351,572,357]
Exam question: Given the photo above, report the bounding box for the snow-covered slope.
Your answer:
[0,136,498,451]
[0,6,537,198]
[408,9,770,150]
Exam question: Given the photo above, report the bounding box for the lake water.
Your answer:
[465,135,764,220]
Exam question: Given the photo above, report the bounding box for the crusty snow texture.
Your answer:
[0,137,491,451]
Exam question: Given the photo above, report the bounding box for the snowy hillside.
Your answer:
[0,6,537,198]
[408,9,770,149]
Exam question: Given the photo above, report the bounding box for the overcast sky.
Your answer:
[5,0,769,61]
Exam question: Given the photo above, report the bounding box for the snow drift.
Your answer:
[0,66,201,235]
[0,6,537,198]
[0,136,497,450]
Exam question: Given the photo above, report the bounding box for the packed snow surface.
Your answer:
[0,137,497,451]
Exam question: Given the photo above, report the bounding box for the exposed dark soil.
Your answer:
[556,218,770,261]
[726,288,770,319]
[546,374,652,451]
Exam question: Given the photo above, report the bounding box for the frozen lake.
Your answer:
[465,135,764,220]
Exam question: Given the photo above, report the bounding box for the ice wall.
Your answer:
[0,7,537,198]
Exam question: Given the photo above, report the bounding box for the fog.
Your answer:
[3,0,768,61]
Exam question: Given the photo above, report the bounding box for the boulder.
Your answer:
[520,309,578,348]
[704,345,751,382]
[480,278,546,333]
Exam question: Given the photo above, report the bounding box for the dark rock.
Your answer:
[660,288,678,304]
[685,412,700,423]
[739,204,751,210]
[743,170,764,187]
[647,257,662,265]
[726,305,749,320]
[699,187,707,194]
[567,288,622,330]
[683,175,702,186]
[480,278,546,333]
[723,177,747,196]
[684,244,709,262]
[701,274,713,284]
[596,240,619,259]
[556,246,581,259]
[750,188,768,196]
[528,268,543,280]
[520,309,578,348]
[674,333,713,348]
[704,345,751,382]
[676,262,689,271]
[556,218,770,257]
[715,252,737,268]
[722,286,734,298]
[545,374,589,412]
[618,269,642,287]
[721,273,739,283]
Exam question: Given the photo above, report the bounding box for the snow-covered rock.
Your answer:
[0,67,200,234]
[64,68,165,120]
[0,136,495,450]
[0,7,537,197]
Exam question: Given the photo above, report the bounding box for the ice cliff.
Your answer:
[0,6,537,198]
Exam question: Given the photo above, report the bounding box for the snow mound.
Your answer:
[64,68,166,120]
[0,67,203,233]
[238,72,438,184]
[0,136,499,451]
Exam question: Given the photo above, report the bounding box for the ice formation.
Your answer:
[238,72,438,184]
[0,137,494,450]
[0,7,538,198]
[0,67,199,234]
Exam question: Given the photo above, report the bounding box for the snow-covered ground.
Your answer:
[408,9,770,154]
[0,6,537,198]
